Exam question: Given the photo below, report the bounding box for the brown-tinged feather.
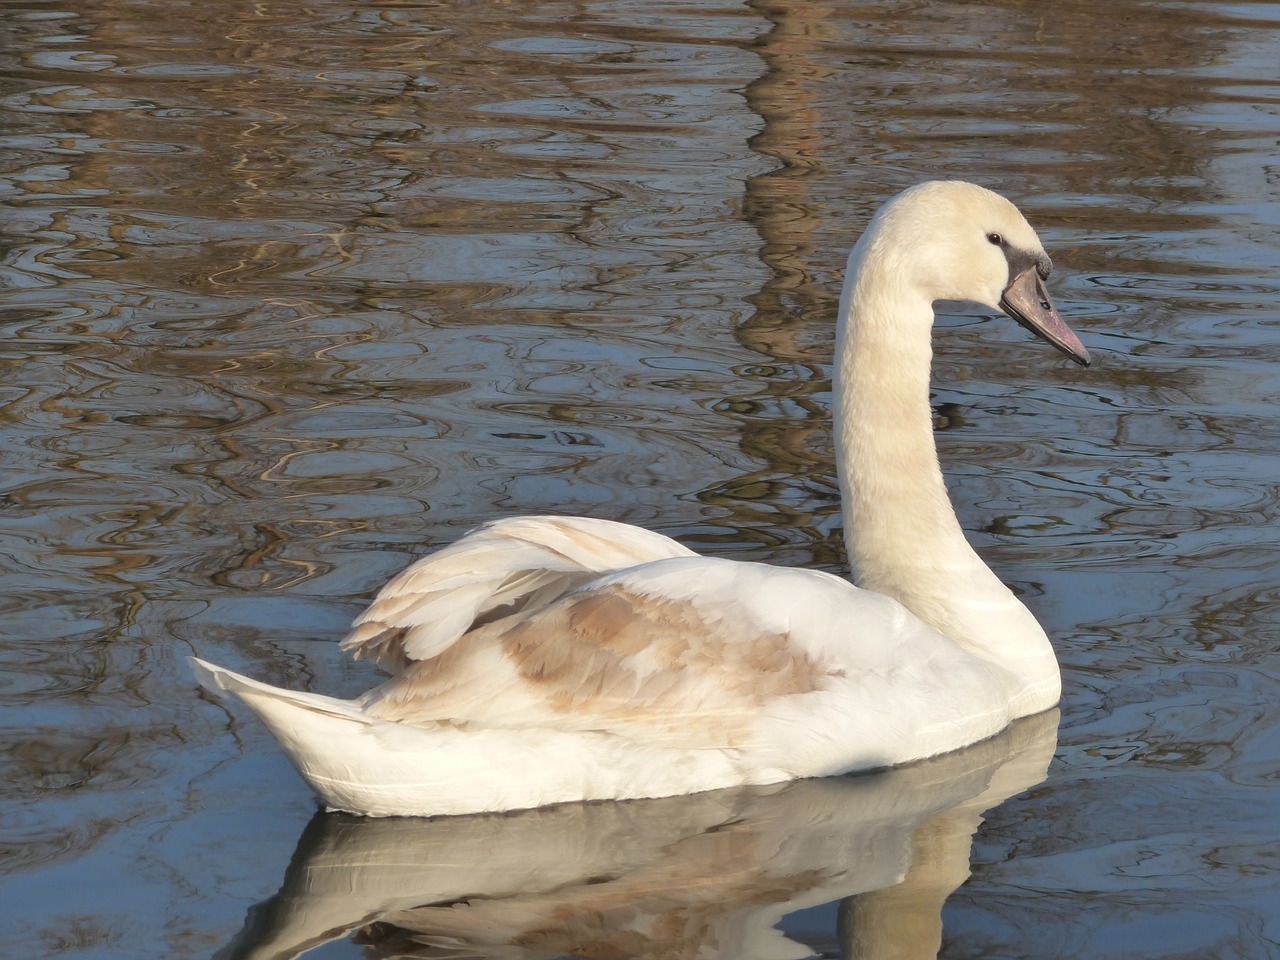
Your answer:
[362,581,828,749]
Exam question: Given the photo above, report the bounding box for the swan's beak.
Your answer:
[999,267,1090,367]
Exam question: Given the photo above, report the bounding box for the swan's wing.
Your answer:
[361,555,923,751]
[342,516,697,674]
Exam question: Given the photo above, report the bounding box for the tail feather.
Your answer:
[191,657,561,817]
[191,657,369,725]
[191,657,436,815]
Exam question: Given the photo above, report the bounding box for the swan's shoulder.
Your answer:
[360,555,952,751]
[342,515,696,673]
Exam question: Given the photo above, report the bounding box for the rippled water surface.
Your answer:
[2,0,1279,956]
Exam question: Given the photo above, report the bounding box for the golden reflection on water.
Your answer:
[1,0,1279,956]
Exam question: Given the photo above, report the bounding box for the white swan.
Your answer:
[193,180,1089,818]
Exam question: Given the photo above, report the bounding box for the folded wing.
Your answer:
[342,515,697,673]
[359,555,915,752]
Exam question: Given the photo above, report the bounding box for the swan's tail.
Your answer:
[191,657,430,816]
[191,657,615,818]
[192,657,370,725]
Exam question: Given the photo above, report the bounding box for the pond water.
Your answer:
[2,0,1279,956]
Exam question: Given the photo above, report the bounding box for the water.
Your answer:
[1,0,1278,956]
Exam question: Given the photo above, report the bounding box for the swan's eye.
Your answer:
[987,232,1003,246]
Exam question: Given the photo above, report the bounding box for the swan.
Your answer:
[192,180,1089,818]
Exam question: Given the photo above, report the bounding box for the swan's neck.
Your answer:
[833,248,1059,708]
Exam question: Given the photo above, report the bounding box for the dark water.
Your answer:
[2,0,1279,956]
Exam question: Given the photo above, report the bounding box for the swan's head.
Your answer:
[862,181,1090,366]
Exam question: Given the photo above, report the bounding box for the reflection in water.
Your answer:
[216,712,1057,960]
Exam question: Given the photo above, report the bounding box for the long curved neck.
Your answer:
[834,250,976,603]
[832,244,1059,706]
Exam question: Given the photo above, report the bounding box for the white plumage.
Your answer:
[193,180,1088,817]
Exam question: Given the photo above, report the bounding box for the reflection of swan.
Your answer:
[193,181,1088,818]
[214,710,1058,960]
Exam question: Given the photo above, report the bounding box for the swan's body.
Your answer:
[194,181,1088,818]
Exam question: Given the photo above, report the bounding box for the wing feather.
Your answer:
[360,556,860,750]
[342,516,696,673]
